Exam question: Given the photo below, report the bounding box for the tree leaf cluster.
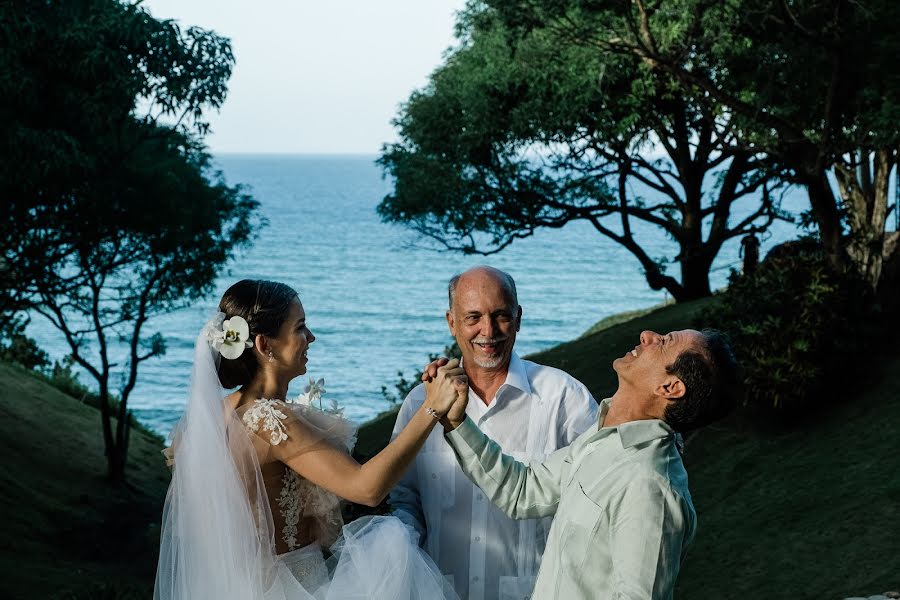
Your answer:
[0,0,260,481]
[379,0,791,301]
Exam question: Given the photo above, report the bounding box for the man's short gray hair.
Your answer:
[448,267,519,310]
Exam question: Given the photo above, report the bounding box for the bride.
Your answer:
[154,279,466,599]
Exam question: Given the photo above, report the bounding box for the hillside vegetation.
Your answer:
[0,363,169,599]
[2,296,897,598]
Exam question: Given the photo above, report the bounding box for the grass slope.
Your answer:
[3,295,897,598]
[675,352,900,598]
[0,363,170,599]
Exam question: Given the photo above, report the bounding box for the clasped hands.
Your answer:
[421,357,468,432]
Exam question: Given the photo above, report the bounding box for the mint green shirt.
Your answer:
[445,399,695,600]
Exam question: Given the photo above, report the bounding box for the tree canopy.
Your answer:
[484,0,900,286]
[379,3,790,301]
[0,0,259,481]
[380,0,900,298]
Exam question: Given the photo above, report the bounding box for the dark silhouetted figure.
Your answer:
[740,234,760,275]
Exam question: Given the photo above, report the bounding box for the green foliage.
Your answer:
[0,333,50,371]
[381,341,462,404]
[487,0,900,283]
[0,0,254,481]
[379,1,788,301]
[701,242,875,415]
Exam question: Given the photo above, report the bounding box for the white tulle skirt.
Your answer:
[268,515,456,600]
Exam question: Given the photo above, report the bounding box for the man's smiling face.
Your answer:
[613,329,707,394]
[447,268,521,372]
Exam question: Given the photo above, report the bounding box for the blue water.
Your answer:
[25,155,807,436]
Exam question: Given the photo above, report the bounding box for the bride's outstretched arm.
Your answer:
[279,360,466,507]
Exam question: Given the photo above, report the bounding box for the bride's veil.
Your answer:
[154,325,296,600]
[154,314,457,600]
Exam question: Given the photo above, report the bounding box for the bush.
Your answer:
[0,332,50,371]
[701,242,876,418]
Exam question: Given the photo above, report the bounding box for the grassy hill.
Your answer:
[0,362,170,599]
[2,296,897,598]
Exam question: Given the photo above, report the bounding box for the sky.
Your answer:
[141,0,467,154]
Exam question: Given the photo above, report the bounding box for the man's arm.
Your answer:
[387,387,427,544]
[445,416,574,520]
[608,478,690,599]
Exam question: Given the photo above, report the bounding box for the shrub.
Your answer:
[700,242,876,418]
[0,332,50,371]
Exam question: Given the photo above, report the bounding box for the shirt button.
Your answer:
[475,536,481,542]
[472,576,479,583]
[476,493,483,500]
[431,473,437,479]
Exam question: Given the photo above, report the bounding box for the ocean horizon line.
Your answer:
[213,152,380,159]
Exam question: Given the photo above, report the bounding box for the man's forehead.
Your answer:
[455,274,513,302]
[668,329,706,351]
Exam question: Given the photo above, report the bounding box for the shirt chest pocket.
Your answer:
[557,482,604,575]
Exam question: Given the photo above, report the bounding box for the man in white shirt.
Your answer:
[389,266,598,600]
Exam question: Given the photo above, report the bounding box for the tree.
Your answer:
[483,0,900,289]
[378,5,788,301]
[0,0,259,482]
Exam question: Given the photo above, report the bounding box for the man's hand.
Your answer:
[421,357,450,383]
[441,386,468,432]
[423,359,467,416]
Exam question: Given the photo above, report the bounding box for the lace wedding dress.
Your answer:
[154,326,457,600]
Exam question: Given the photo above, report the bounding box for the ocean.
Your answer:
[25,154,806,435]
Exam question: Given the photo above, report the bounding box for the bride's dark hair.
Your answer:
[216,279,298,388]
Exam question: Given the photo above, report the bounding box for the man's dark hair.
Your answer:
[663,329,742,432]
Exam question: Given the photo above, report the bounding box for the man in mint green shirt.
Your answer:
[436,328,741,599]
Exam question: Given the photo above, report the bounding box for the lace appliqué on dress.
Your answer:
[242,399,289,445]
[277,469,303,550]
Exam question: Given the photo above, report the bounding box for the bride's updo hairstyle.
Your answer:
[216,279,298,389]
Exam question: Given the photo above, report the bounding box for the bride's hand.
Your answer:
[423,358,467,416]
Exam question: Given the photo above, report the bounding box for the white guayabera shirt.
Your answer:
[389,353,599,600]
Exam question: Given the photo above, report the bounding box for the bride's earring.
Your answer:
[267,351,274,363]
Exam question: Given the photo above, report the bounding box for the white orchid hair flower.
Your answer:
[205,313,254,360]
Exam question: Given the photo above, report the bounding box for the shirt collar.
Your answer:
[503,353,532,395]
[597,397,675,449]
[459,352,532,397]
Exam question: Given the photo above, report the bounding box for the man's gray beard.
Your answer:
[472,354,505,368]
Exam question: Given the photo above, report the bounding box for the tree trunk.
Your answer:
[801,169,847,273]
[835,149,895,288]
[679,252,713,301]
[107,445,126,484]
[99,389,127,484]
